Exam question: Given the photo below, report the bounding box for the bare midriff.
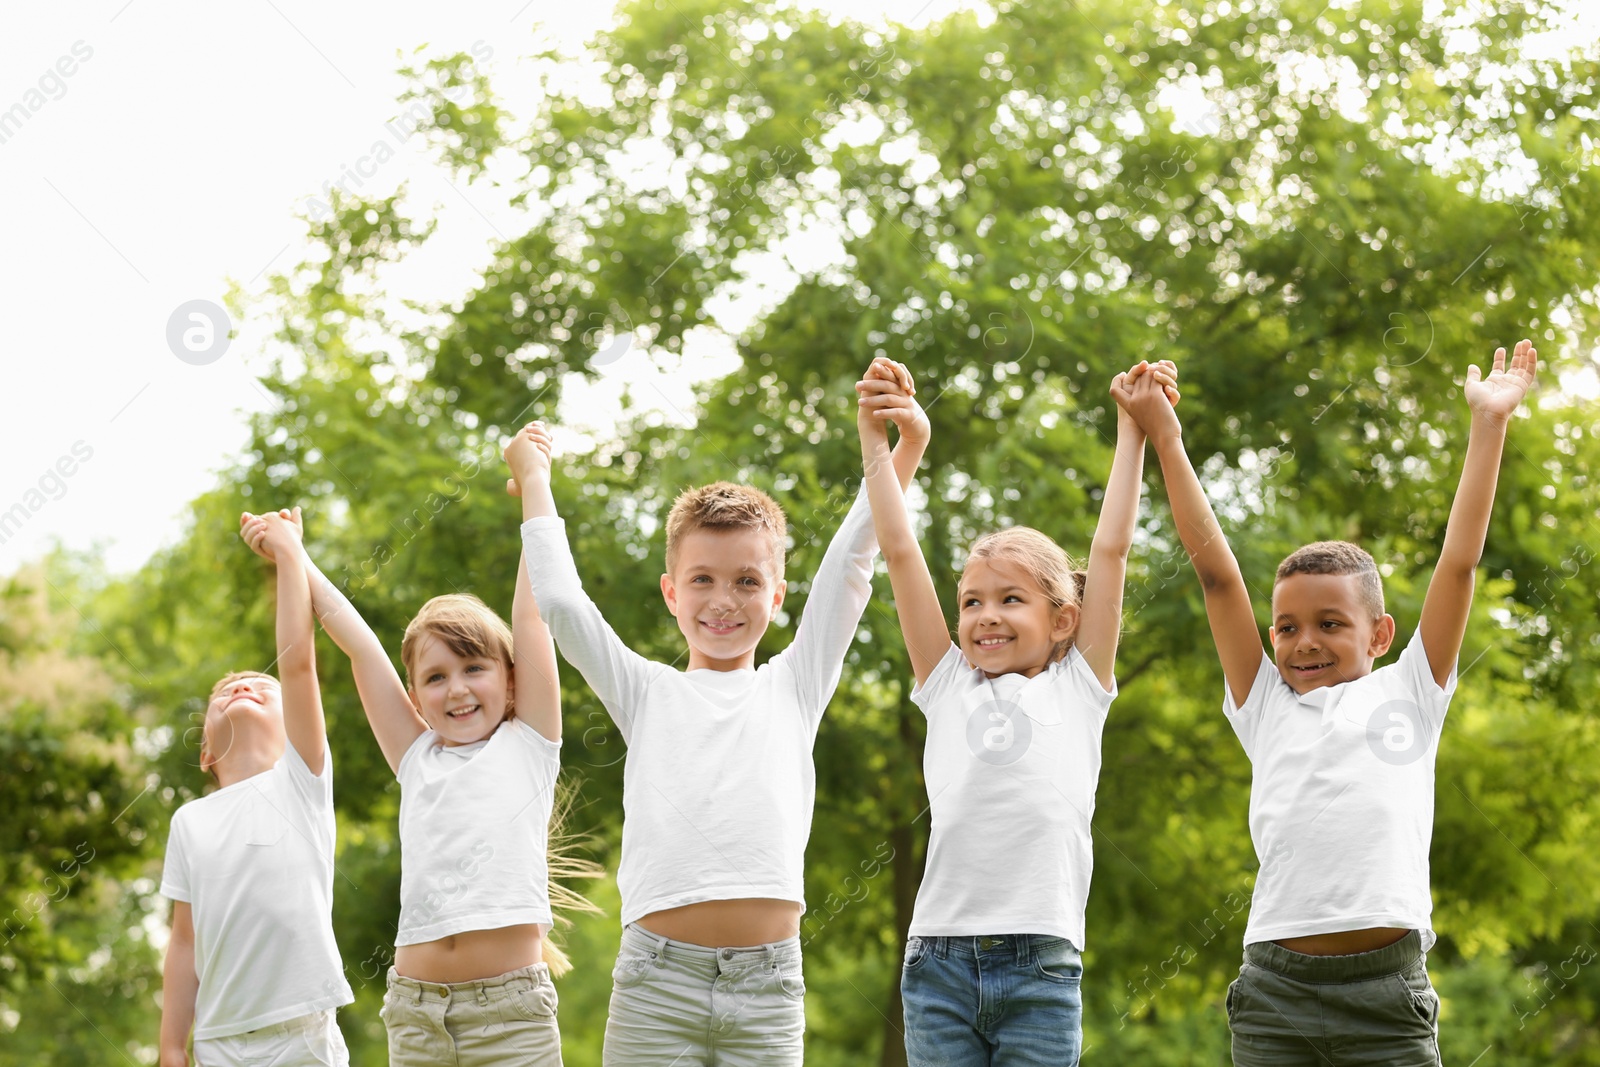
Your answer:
[1274,927,1410,957]
[638,898,802,948]
[395,924,544,984]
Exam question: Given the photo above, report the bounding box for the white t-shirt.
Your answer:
[909,643,1115,947]
[160,746,352,1040]
[1224,628,1458,948]
[522,489,878,927]
[395,717,561,945]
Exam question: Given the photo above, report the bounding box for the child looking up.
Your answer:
[857,359,1174,1066]
[510,363,927,1066]
[1125,342,1538,1064]
[159,508,353,1067]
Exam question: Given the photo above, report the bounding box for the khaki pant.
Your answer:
[1228,931,1441,1066]
[193,1010,349,1067]
[382,963,562,1066]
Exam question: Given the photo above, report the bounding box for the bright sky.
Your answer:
[0,1,1593,577]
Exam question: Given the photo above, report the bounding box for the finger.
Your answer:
[1492,347,1506,375]
[505,478,523,497]
[1466,364,1482,384]
[1165,385,1181,406]
[856,378,906,396]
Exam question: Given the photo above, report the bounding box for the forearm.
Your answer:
[888,431,926,493]
[1152,434,1243,589]
[860,421,920,566]
[1436,413,1509,576]
[159,942,197,1066]
[519,473,558,521]
[301,551,382,657]
[1090,420,1147,561]
[274,549,316,680]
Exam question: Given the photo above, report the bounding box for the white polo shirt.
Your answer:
[160,746,353,1040]
[1224,629,1458,948]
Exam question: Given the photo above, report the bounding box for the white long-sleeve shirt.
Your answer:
[522,490,878,926]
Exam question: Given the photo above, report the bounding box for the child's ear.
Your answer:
[1051,603,1081,644]
[407,687,423,713]
[771,578,787,611]
[1369,613,1397,658]
[659,573,678,616]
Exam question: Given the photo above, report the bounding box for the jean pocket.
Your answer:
[1397,965,1440,1029]
[902,936,929,972]
[777,959,806,1000]
[1031,939,1083,984]
[612,950,654,990]
[512,979,559,1020]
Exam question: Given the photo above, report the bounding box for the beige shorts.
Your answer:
[382,963,562,1066]
[193,1009,348,1067]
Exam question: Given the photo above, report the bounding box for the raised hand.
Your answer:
[1113,359,1181,441]
[503,421,554,498]
[1466,339,1538,422]
[856,359,929,449]
[863,355,915,396]
[240,507,303,563]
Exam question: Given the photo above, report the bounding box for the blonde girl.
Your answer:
[855,356,1176,1066]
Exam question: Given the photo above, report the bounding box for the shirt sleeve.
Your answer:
[772,487,879,727]
[1221,652,1284,757]
[159,812,192,903]
[1396,626,1459,729]
[279,738,333,811]
[522,516,661,743]
[1062,647,1117,722]
[909,644,969,718]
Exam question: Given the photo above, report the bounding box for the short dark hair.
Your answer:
[1275,541,1385,619]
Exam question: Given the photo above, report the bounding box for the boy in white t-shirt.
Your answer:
[159,508,353,1067]
[508,360,927,1066]
[1127,342,1539,1064]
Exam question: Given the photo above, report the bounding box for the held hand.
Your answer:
[503,421,554,498]
[857,379,931,448]
[1114,360,1183,441]
[1124,358,1180,407]
[863,355,915,396]
[1466,339,1538,423]
[259,508,304,559]
[240,508,303,563]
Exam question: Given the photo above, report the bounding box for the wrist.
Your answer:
[1468,409,1513,435]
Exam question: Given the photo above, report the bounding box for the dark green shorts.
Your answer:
[1227,930,1441,1066]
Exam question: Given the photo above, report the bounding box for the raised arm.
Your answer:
[241,510,424,774]
[258,510,327,775]
[506,422,562,741]
[158,900,196,1067]
[857,358,948,685]
[1123,373,1263,707]
[1076,364,1166,691]
[1419,340,1538,686]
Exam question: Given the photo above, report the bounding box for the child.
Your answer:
[240,432,591,1067]
[508,363,927,1066]
[159,508,353,1067]
[1124,342,1538,1064]
[857,358,1176,1065]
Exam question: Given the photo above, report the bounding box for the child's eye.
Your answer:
[739,577,759,587]
[692,575,711,584]
[1322,621,1339,629]
[427,673,444,683]
[1004,595,1021,604]
[466,664,483,672]
[962,598,979,609]
[1276,625,1294,635]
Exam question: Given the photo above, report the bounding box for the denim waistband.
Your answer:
[386,962,551,1003]
[1244,930,1423,983]
[623,922,800,978]
[915,934,1075,963]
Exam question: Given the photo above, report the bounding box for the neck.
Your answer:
[211,739,284,788]
[686,647,756,672]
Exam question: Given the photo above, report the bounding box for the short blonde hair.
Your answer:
[965,526,1087,663]
[200,671,280,780]
[664,482,787,576]
[400,594,515,689]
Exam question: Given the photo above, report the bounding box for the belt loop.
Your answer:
[412,978,423,1005]
[476,982,490,1006]
[933,937,949,961]
[650,928,670,960]
[1017,936,1032,966]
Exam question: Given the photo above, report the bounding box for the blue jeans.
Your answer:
[901,935,1083,1067]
